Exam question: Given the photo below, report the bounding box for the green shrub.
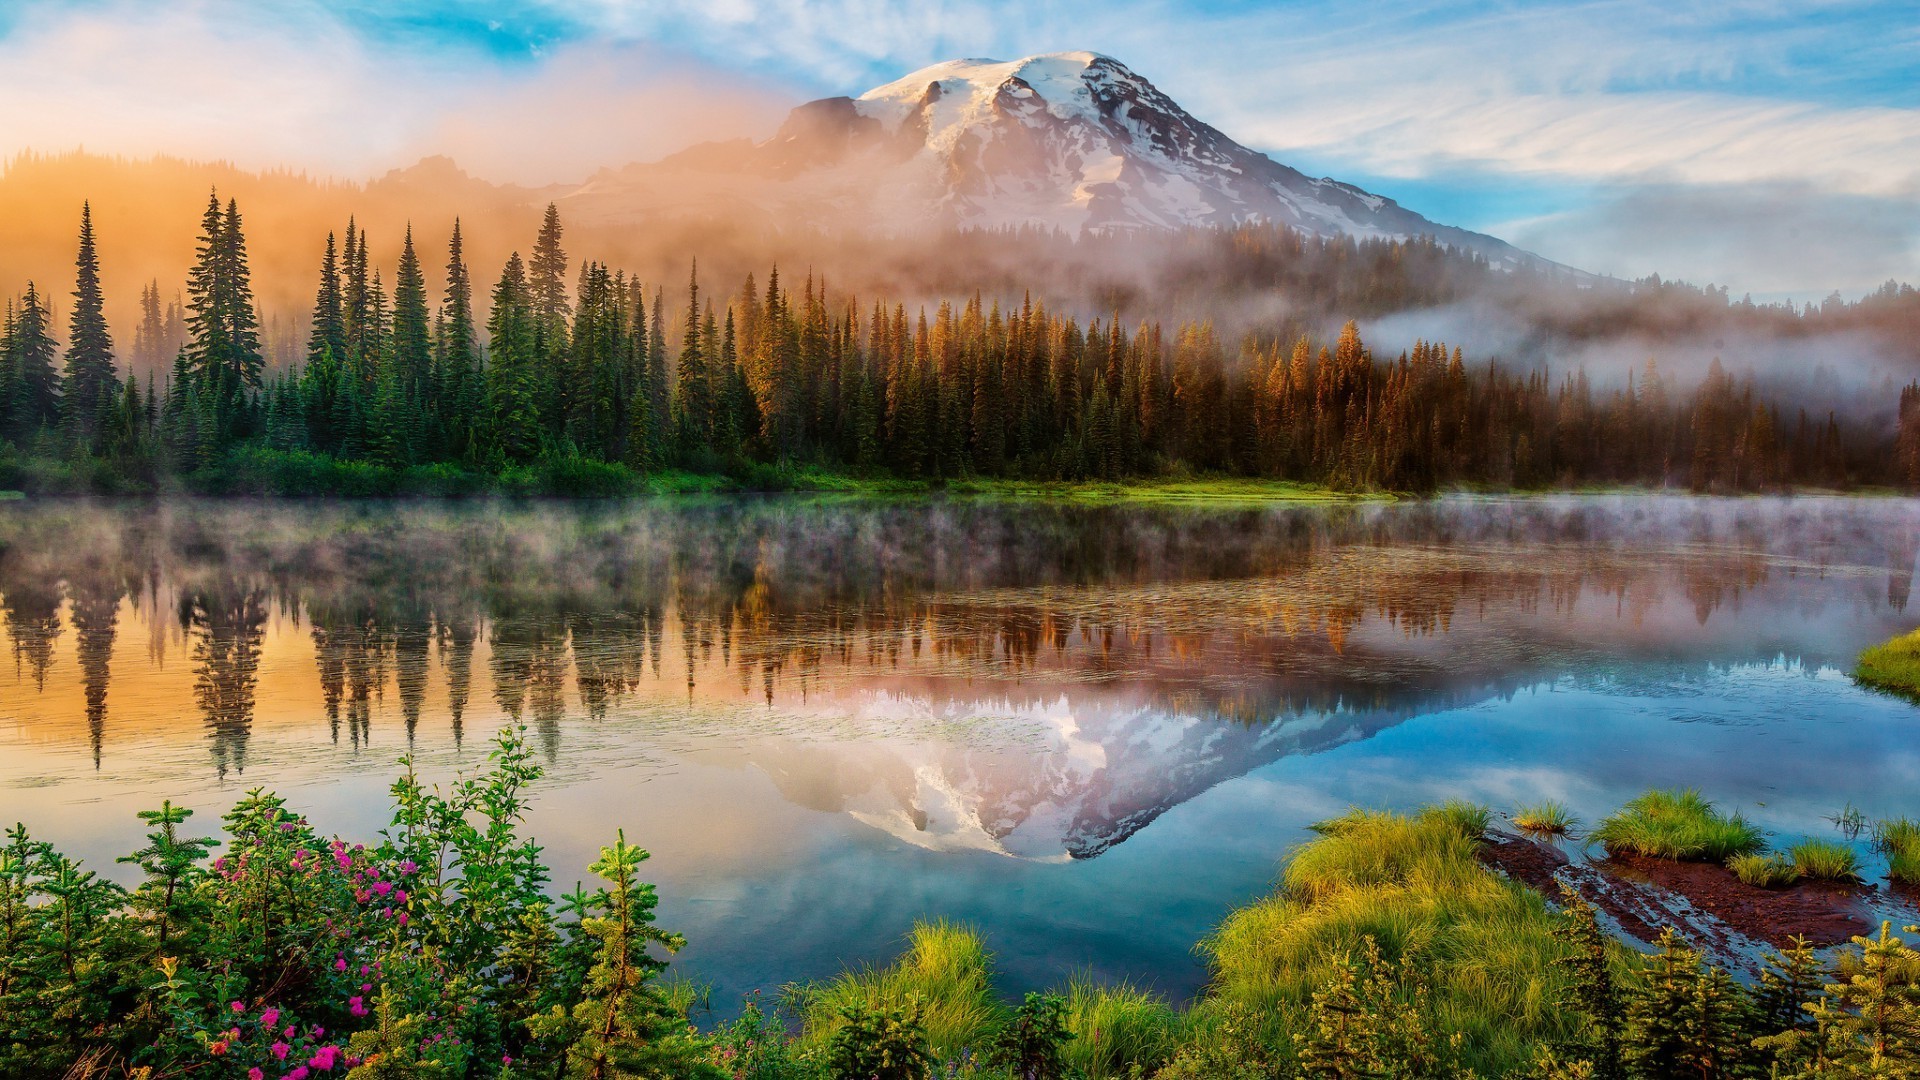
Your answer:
[1512,800,1579,837]
[1787,839,1861,882]
[823,1002,933,1080]
[984,992,1072,1080]
[1728,852,1800,888]
[1590,789,1764,862]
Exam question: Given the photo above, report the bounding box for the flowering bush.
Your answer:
[0,727,712,1080]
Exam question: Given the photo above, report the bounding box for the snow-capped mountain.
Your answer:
[566,51,1549,269]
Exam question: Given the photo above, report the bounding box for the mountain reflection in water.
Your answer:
[3,496,1918,1001]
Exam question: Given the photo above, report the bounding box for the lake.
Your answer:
[2,495,1917,1008]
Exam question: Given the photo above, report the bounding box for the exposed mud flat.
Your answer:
[1478,830,1912,975]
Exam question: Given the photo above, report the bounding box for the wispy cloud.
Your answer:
[0,0,1913,293]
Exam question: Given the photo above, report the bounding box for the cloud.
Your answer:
[1507,183,1920,298]
[0,0,793,184]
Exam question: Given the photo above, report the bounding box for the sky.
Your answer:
[0,0,1915,299]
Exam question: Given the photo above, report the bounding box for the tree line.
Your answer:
[3,194,1917,494]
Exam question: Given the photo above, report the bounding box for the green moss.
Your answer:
[1856,628,1920,702]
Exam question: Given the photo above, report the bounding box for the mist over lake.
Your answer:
[4,494,1917,1006]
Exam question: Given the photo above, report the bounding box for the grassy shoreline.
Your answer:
[1856,627,1920,702]
[4,752,1918,1077]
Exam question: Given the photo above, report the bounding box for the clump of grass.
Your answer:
[1874,818,1920,886]
[1062,978,1183,1079]
[1855,628,1920,701]
[791,919,1002,1059]
[1201,808,1593,1075]
[1727,852,1800,888]
[1425,799,1492,841]
[1787,839,1861,882]
[1590,789,1765,862]
[1512,800,1579,838]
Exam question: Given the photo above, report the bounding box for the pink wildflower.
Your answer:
[260,1007,280,1029]
[272,1041,291,1061]
[349,996,367,1017]
[249,1069,265,1080]
[231,1000,246,1013]
[309,1045,339,1070]
[335,957,347,972]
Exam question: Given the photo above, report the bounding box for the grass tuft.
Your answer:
[1061,978,1183,1079]
[1855,628,1920,701]
[1590,789,1764,862]
[1874,819,1920,886]
[1727,853,1800,888]
[1202,808,1593,1075]
[1786,839,1861,882]
[790,919,1002,1060]
[1424,799,1492,841]
[1512,800,1579,838]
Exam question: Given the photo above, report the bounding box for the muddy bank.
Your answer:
[1477,830,1904,970]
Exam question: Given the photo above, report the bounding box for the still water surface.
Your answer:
[2,496,1917,1004]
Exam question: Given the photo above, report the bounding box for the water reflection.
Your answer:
[2,496,1916,864]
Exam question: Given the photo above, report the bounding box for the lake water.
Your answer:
[2,495,1918,1007]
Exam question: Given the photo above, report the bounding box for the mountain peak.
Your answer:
[565,52,1563,272]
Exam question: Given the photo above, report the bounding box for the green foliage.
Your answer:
[7,195,1915,497]
[1062,978,1182,1079]
[1589,789,1764,862]
[824,1002,934,1080]
[1201,807,1581,1074]
[1727,852,1801,888]
[983,992,1071,1080]
[1513,801,1579,838]
[1856,628,1920,701]
[1874,817,1920,886]
[794,920,1000,1062]
[1621,929,1761,1079]
[4,767,1917,1080]
[1786,839,1861,882]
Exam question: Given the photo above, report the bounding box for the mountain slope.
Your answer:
[567,51,1552,270]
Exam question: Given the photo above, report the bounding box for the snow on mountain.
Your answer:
[565,51,1550,269]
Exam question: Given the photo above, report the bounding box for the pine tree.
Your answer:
[9,283,60,439]
[61,202,120,449]
[307,232,347,370]
[439,220,480,459]
[487,253,541,465]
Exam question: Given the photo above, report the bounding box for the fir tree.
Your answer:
[61,202,119,448]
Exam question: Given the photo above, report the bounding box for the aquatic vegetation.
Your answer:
[1828,802,1868,840]
[1589,788,1765,862]
[1787,839,1862,882]
[1727,852,1801,888]
[1855,628,1920,701]
[1875,817,1920,886]
[1512,800,1580,838]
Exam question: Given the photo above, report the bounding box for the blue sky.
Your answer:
[1,0,1915,297]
